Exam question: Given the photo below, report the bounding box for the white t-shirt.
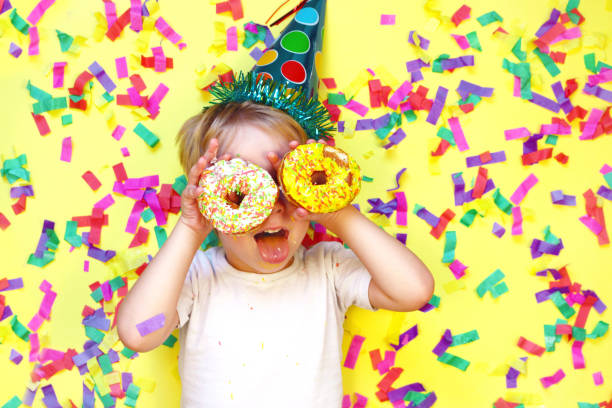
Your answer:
[176,241,375,408]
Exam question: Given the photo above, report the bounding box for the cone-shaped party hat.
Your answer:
[206,0,333,141]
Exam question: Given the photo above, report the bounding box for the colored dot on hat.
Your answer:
[280,30,311,54]
[295,7,319,25]
[281,60,307,84]
[256,72,273,81]
[256,49,278,67]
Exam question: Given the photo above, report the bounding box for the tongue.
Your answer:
[255,234,289,264]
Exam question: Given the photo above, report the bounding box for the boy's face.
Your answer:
[214,124,309,274]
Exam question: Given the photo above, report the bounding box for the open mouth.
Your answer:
[254,228,290,264]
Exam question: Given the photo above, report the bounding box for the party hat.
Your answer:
[206,0,333,141]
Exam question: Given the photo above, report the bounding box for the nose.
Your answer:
[272,190,290,214]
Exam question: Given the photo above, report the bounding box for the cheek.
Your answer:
[218,233,255,249]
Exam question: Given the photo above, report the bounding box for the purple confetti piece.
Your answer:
[367,198,398,217]
[356,119,373,130]
[41,384,62,408]
[551,190,576,206]
[456,80,494,99]
[337,121,345,133]
[551,81,573,114]
[583,84,612,103]
[465,151,507,167]
[406,59,430,72]
[383,128,407,149]
[441,56,474,70]
[42,220,55,232]
[264,28,275,47]
[396,233,407,245]
[387,168,407,191]
[10,185,34,198]
[416,207,439,227]
[530,238,564,259]
[1,305,13,321]
[72,345,103,367]
[426,86,448,125]
[535,9,560,37]
[122,372,133,392]
[390,325,418,351]
[597,185,612,201]
[87,246,116,262]
[432,329,453,356]
[108,348,120,363]
[0,277,24,292]
[83,382,95,408]
[88,61,117,94]
[82,309,111,331]
[9,42,22,58]
[506,366,520,388]
[249,46,263,61]
[9,348,23,364]
[0,0,12,14]
[527,91,561,113]
[492,222,506,237]
[411,70,424,83]
[136,313,165,336]
[388,383,426,403]
[415,392,437,408]
[373,113,390,130]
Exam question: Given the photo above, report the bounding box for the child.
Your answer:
[116,100,435,407]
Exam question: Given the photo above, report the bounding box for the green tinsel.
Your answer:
[204,71,335,141]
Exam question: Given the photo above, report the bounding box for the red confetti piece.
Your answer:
[431,209,455,239]
[31,112,50,136]
[321,78,337,89]
[82,171,102,191]
[584,189,609,245]
[0,212,10,230]
[106,8,130,41]
[451,4,471,27]
[472,167,488,198]
[128,226,149,248]
[517,336,545,356]
[550,51,566,63]
[12,195,26,215]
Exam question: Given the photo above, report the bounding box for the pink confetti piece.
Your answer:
[448,117,469,151]
[130,0,142,32]
[593,371,604,386]
[84,260,89,272]
[28,26,39,55]
[127,86,143,106]
[115,56,128,78]
[380,14,396,25]
[588,68,612,87]
[512,206,523,235]
[451,34,470,50]
[572,341,585,369]
[387,81,412,110]
[112,125,126,140]
[342,395,351,408]
[145,83,169,118]
[151,46,166,72]
[144,190,167,226]
[345,99,369,117]
[136,313,165,336]
[226,26,238,51]
[52,62,66,88]
[395,191,407,226]
[26,0,55,25]
[579,215,603,235]
[94,194,115,210]
[126,200,146,233]
[29,333,40,362]
[60,136,72,162]
[121,147,130,157]
[124,175,159,189]
[550,27,581,45]
[505,127,531,140]
[510,174,538,205]
[540,369,565,388]
[600,164,612,174]
[27,313,44,331]
[103,0,117,28]
[579,108,603,140]
[155,16,186,49]
[449,259,467,279]
[39,289,57,320]
[344,334,365,369]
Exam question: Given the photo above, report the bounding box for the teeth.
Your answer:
[264,228,282,233]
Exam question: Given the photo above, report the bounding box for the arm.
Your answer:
[322,205,434,312]
[117,139,223,352]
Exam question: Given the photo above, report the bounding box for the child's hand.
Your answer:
[180,138,231,235]
[266,138,345,227]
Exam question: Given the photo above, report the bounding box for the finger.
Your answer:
[182,185,197,199]
[187,156,206,185]
[288,140,299,150]
[306,139,315,144]
[294,207,310,219]
[220,153,231,161]
[267,151,281,171]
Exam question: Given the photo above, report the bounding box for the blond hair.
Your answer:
[176,101,307,174]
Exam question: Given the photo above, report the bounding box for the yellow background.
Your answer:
[0,0,611,407]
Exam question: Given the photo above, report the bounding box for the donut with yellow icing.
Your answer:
[279,143,361,213]
[198,158,278,234]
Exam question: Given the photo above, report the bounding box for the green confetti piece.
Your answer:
[502,59,532,100]
[154,225,167,249]
[458,94,482,106]
[9,9,30,35]
[141,208,155,222]
[442,231,456,263]
[90,287,104,303]
[102,92,114,103]
[437,126,456,145]
[172,174,188,195]
[490,282,509,298]
[572,326,586,341]
[125,383,141,407]
[545,135,558,145]
[543,225,560,245]
[375,112,400,139]
[10,316,31,342]
[544,324,561,351]
[99,393,115,408]
[476,11,503,26]
[603,172,612,189]
[32,97,68,114]
[413,204,424,214]
[69,94,85,102]
[109,276,125,292]
[451,330,480,346]
[432,54,450,73]
[85,326,105,343]
[163,334,178,347]
[361,175,374,182]
[27,81,53,101]
[549,291,576,319]
[133,123,160,147]
[533,48,561,77]
[566,0,580,12]
[61,114,73,126]
[577,404,599,408]
[404,391,427,403]
[437,352,470,371]
[56,29,74,52]
[428,294,441,308]
[512,38,527,62]
[586,321,609,339]
[493,189,513,215]
[476,269,505,298]
[403,110,417,122]
[27,251,55,267]
[2,154,30,183]
[242,21,266,48]
[201,230,220,251]
[460,209,478,227]
[466,31,482,51]
[98,354,113,374]
[584,53,597,74]
[64,220,82,248]
[46,228,59,250]
[327,93,348,105]
[596,61,612,73]
[121,347,136,358]
[1,396,22,408]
